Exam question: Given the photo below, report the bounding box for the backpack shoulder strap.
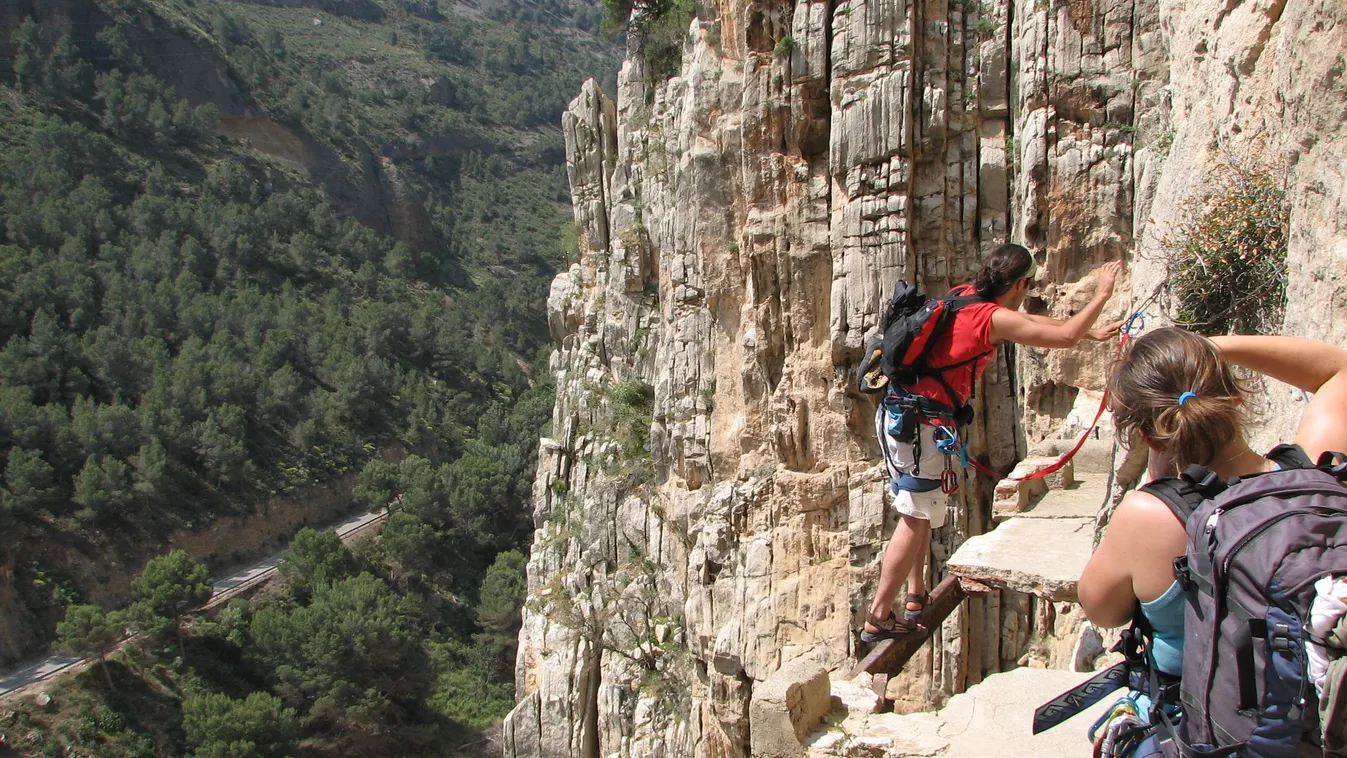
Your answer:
[1315,450,1347,480]
[917,287,993,388]
[1139,463,1229,523]
[940,290,989,311]
[1138,477,1206,524]
[1265,444,1347,481]
[1265,442,1315,470]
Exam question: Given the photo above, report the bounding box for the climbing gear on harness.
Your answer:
[884,394,920,444]
[933,424,966,494]
[940,454,958,494]
[934,424,968,467]
[1088,695,1140,744]
[1089,696,1149,757]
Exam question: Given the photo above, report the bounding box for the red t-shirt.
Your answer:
[904,285,1002,408]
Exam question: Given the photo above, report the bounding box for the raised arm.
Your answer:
[989,261,1123,348]
[1210,335,1347,460]
[1018,312,1125,341]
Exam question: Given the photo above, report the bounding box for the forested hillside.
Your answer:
[0,0,619,753]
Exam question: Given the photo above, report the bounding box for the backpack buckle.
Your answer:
[1154,675,1182,706]
[1172,556,1193,591]
[1270,623,1294,653]
[1319,451,1347,479]
[1180,465,1226,497]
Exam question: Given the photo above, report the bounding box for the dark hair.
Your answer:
[972,243,1034,298]
[1108,327,1255,468]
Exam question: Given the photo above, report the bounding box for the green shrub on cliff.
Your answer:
[1165,163,1289,335]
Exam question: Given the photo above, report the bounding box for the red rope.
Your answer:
[965,390,1110,482]
[964,309,1140,482]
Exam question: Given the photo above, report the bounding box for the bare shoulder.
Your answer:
[1109,489,1185,535]
[1297,372,1347,460]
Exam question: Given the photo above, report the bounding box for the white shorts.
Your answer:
[876,406,952,529]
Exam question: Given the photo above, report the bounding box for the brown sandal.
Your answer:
[903,592,930,622]
[860,610,927,643]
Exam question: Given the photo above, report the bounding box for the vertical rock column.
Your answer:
[1010,0,1137,441]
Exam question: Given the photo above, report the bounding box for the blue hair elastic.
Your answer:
[1177,391,1197,406]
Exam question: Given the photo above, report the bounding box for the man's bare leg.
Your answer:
[906,521,930,604]
[865,513,933,633]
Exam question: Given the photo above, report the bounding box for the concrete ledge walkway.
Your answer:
[945,516,1095,602]
[810,667,1115,758]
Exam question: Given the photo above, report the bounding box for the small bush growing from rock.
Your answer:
[609,380,655,462]
[646,0,695,80]
[1164,163,1288,335]
[605,0,695,81]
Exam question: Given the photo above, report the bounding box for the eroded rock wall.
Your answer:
[1128,0,1347,451]
[505,0,1347,756]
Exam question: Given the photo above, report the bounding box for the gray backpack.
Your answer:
[1142,444,1347,757]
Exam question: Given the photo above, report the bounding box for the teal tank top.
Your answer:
[1140,579,1186,675]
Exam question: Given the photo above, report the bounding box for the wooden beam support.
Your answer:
[845,575,967,680]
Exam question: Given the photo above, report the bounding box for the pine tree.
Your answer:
[183,691,297,758]
[11,18,47,93]
[130,550,212,657]
[55,603,123,688]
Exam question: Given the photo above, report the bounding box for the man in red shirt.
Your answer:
[862,244,1124,642]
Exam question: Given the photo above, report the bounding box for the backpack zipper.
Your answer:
[1203,513,1219,558]
[1219,505,1347,580]
[1208,483,1347,517]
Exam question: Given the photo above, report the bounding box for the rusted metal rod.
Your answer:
[846,574,976,680]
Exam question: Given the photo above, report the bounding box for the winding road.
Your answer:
[0,508,387,699]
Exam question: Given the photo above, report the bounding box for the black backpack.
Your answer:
[855,282,992,411]
[1140,445,1347,757]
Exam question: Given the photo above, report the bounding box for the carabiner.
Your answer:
[1122,311,1145,340]
[940,456,960,494]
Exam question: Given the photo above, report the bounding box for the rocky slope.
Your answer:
[504,0,1347,755]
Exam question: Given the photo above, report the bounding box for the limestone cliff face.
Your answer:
[504,0,1347,755]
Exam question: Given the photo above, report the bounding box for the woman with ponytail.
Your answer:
[1077,329,1347,753]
